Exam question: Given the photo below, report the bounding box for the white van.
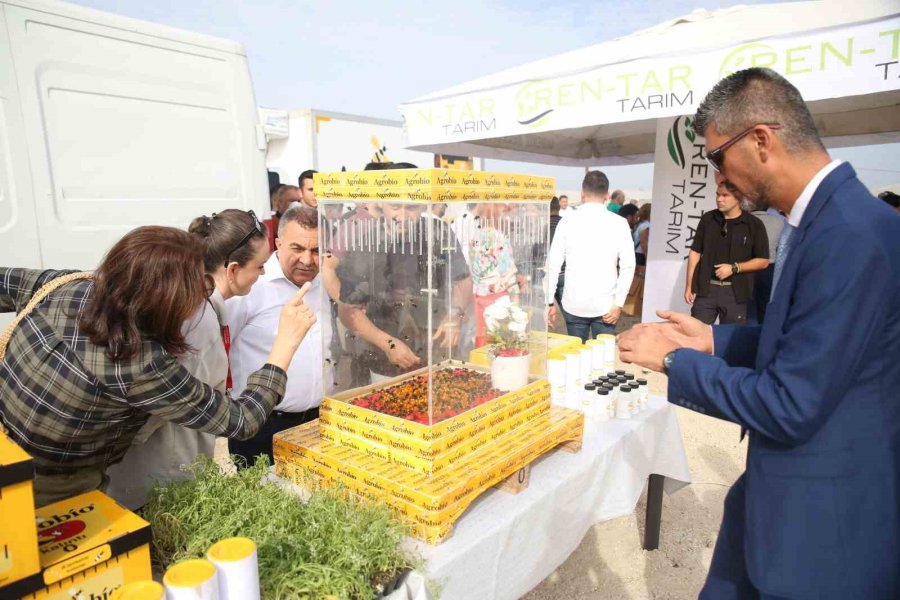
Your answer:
[0,0,269,280]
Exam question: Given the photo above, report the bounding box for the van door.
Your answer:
[3,1,267,270]
[0,4,40,270]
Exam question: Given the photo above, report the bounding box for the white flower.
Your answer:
[508,319,527,333]
[485,316,499,332]
[509,306,528,324]
[483,297,511,321]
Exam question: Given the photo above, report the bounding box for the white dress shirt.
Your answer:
[226,252,332,413]
[559,206,578,218]
[786,159,843,227]
[547,202,636,318]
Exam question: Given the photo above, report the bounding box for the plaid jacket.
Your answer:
[0,268,286,474]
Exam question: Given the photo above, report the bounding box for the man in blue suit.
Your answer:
[619,68,900,599]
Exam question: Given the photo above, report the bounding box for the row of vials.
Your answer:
[547,334,649,421]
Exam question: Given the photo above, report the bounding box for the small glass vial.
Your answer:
[582,383,597,413]
[595,388,610,422]
[624,373,635,383]
[616,386,633,419]
[615,369,626,377]
[637,378,649,411]
[628,383,640,415]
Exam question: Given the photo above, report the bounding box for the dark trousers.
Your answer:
[691,283,747,325]
[554,271,565,306]
[562,312,616,342]
[746,264,774,325]
[228,407,319,469]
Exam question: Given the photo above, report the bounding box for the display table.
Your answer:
[412,395,691,600]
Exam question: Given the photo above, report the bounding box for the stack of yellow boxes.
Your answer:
[0,430,40,596]
[276,406,582,543]
[0,432,152,600]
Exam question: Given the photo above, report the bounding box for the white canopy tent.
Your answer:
[401,0,900,321]
[400,1,900,166]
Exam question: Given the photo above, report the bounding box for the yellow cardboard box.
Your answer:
[314,169,555,203]
[4,491,152,600]
[319,397,550,475]
[274,407,584,544]
[0,431,39,596]
[321,371,550,447]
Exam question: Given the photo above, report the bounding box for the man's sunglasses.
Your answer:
[220,210,264,267]
[706,123,781,173]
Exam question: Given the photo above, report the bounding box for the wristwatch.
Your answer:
[731,262,740,275]
[662,350,677,375]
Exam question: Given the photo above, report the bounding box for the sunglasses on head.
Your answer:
[219,210,264,267]
[706,123,782,173]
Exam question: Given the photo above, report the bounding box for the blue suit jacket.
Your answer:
[669,163,900,598]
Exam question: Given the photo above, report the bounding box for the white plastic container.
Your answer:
[586,340,605,380]
[596,334,616,371]
[547,354,568,406]
[164,559,219,600]
[579,346,593,390]
[207,537,260,600]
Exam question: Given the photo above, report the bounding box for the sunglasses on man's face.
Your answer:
[706,123,782,174]
[221,210,264,267]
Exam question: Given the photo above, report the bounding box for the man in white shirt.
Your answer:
[558,194,576,218]
[226,205,331,466]
[546,171,636,342]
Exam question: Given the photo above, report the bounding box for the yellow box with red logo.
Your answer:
[0,490,152,600]
[0,430,40,595]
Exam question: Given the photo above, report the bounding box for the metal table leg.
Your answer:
[643,474,665,550]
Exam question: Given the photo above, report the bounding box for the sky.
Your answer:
[70,0,900,198]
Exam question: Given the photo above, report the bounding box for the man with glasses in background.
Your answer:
[225,205,331,466]
[684,176,769,324]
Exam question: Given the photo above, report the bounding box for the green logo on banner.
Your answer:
[514,81,555,128]
[667,116,696,168]
[719,43,778,77]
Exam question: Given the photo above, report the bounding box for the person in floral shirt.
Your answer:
[468,203,521,346]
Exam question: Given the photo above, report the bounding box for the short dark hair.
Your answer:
[694,67,824,153]
[363,161,418,171]
[278,205,318,235]
[550,196,560,213]
[80,227,208,361]
[582,171,610,197]
[559,195,568,201]
[618,204,638,219]
[879,191,900,208]
[299,169,317,187]
[610,189,625,202]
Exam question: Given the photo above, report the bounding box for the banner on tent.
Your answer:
[642,116,717,322]
[402,15,900,148]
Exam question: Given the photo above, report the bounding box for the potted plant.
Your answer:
[483,296,530,391]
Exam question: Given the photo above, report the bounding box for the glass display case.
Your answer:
[316,169,555,471]
[272,170,584,543]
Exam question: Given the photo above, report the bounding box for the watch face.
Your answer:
[664,352,675,371]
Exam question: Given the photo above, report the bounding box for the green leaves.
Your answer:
[142,456,420,599]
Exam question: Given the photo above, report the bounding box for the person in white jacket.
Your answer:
[106,209,271,509]
[546,171,635,342]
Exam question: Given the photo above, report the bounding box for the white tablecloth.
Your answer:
[411,396,691,600]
